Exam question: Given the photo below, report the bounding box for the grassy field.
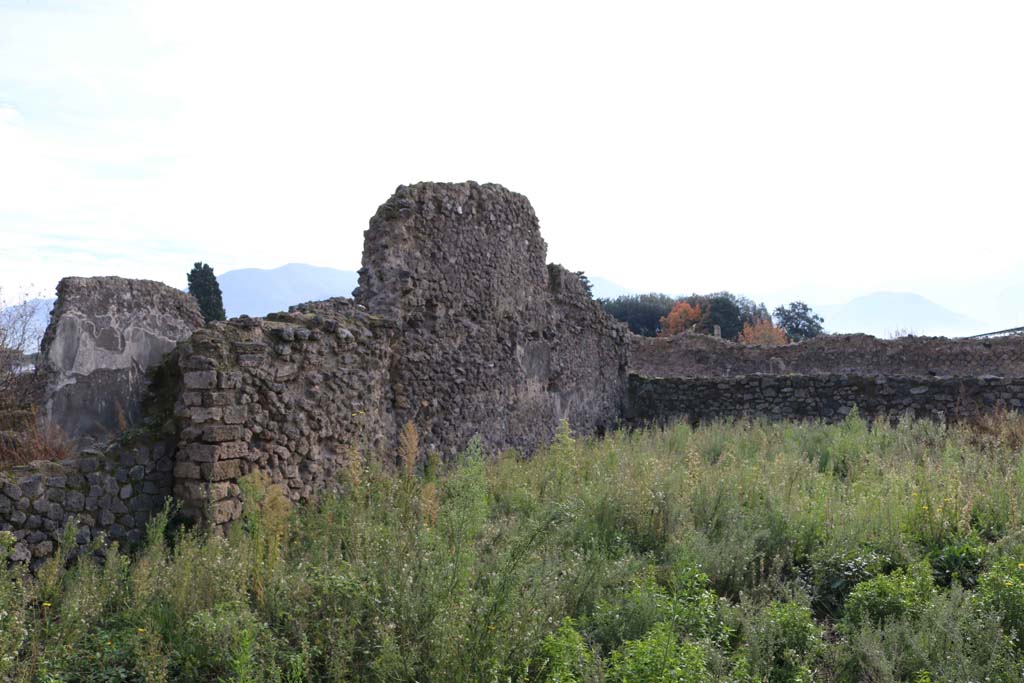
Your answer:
[4,413,1024,682]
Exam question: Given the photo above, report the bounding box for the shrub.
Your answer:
[978,555,1024,646]
[0,412,73,468]
[738,319,787,346]
[179,601,284,681]
[834,586,1022,683]
[585,565,722,653]
[6,417,1024,678]
[606,622,711,683]
[928,536,986,588]
[0,533,29,677]
[743,601,821,683]
[843,562,935,629]
[807,549,891,619]
[536,618,598,683]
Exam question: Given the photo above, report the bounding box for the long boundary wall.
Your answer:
[632,332,1024,378]
[628,374,1024,426]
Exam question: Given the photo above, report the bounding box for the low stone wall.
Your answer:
[0,435,175,568]
[631,333,1024,379]
[627,374,1024,426]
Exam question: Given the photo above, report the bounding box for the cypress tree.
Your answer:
[187,262,226,322]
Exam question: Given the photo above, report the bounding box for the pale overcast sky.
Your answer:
[1,1,1022,327]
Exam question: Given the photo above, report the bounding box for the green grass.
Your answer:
[3,414,1024,681]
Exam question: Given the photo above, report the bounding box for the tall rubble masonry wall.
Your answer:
[356,182,629,456]
[171,182,631,525]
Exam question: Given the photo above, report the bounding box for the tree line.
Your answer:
[600,292,824,344]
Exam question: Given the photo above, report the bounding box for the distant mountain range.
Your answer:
[816,292,985,338]
[219,266,640,317]
[588,276,632,300]
[4,267,1007,344]
[218,263,359,318]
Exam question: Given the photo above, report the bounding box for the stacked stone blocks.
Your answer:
[171,299,397,526]
[0,437,174,566]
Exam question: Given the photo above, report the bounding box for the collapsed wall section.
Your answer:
[38,277,204,442]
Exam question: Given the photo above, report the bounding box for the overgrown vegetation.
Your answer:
[0,289,51,469]
[4,414,1024,681]
[0,410,74,468]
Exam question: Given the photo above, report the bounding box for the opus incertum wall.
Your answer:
[0,437,175,565]
[627,374,1024,427]
[627,329,1024,427]
[3,182,631,563]
[6,181,1022,567]
[631,332,1024,379]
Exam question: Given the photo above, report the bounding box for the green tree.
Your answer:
[667,292,768,341]
[601,293,677,336]
[772,302,824,342]
[695,294,743,340]
[187,262,226,323]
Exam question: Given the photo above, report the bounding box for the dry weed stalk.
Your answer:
[0,411,74,468]
[399,420,420,477]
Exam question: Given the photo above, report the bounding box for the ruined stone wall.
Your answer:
[627,374,1024,426]
[545,265,631,440]
[356,182,629,457]
[631,333,1024,379]
[166,183,629,526]
[5,182,634,545]
[170,300,396,524]
[38,277,204,441]
[0,435,175,568]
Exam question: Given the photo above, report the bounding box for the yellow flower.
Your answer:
[137,628,146,633]
[1017,563,1024,570]
[42,602,52,608]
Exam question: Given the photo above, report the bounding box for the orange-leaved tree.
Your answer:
[658,302,702,336]
[738,319,787,346]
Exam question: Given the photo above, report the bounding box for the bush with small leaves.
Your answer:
[744,601,821,683]
[834,586,1022,682]
[843,562,935,629]
[586,565,723,654]
[978,555,1024,647]
[536,618,597,683]
[606,622,711,683]
[807,549,891,619]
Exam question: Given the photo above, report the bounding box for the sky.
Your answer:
[1,1,1022,329]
